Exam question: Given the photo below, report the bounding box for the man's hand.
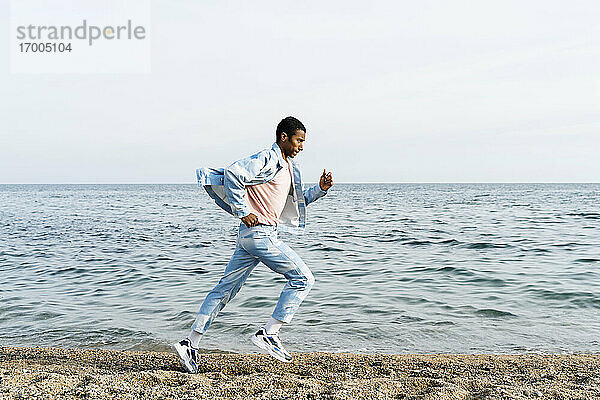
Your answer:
[241,213,259,228]
[319,169,333,191]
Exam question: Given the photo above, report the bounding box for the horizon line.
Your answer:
[1,182,599,185]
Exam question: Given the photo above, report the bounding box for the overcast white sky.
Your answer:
[1,0,599,183]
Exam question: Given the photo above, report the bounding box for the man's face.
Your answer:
[280,130,306,158]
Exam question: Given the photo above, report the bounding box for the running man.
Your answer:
[174,116,333,372]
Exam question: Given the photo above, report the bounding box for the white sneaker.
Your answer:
[251,328,292,363]
[172,338,200,373]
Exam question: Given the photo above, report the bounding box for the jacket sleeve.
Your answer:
[224,151,270,218]
[303,184,327,206]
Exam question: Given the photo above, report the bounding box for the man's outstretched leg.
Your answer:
[240,226,315,362]
[173,244,259,373]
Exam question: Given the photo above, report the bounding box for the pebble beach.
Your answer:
[1,347,598,399]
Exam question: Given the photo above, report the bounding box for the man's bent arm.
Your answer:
[224,152,269,217]
[303,184,327,206]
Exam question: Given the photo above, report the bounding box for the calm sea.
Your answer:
[1,184,599,354]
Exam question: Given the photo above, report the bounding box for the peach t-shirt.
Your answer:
[245,158,292,226]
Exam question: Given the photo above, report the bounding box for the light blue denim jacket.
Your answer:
[196,142,327,231]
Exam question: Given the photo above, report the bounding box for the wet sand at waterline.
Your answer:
[1,347,598,399]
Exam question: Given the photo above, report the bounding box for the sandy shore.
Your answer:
[0,347,598,399]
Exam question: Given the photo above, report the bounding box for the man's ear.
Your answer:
[280,132,288,142]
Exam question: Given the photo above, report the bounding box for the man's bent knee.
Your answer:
[298,268,315,289]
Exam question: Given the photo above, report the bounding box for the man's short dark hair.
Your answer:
[276,116,306,142]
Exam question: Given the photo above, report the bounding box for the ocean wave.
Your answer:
[525,288,600,308]
[474,308,518,318]
[464,242,512,249]
[308,244,344,252]
[437,239,462,245]
[435,266,475,276]
[566,212,600,219]
[399,239,433,246]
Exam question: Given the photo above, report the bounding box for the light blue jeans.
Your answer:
[191,223,315,334]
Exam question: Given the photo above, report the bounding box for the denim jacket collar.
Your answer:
[271,142,287,169]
